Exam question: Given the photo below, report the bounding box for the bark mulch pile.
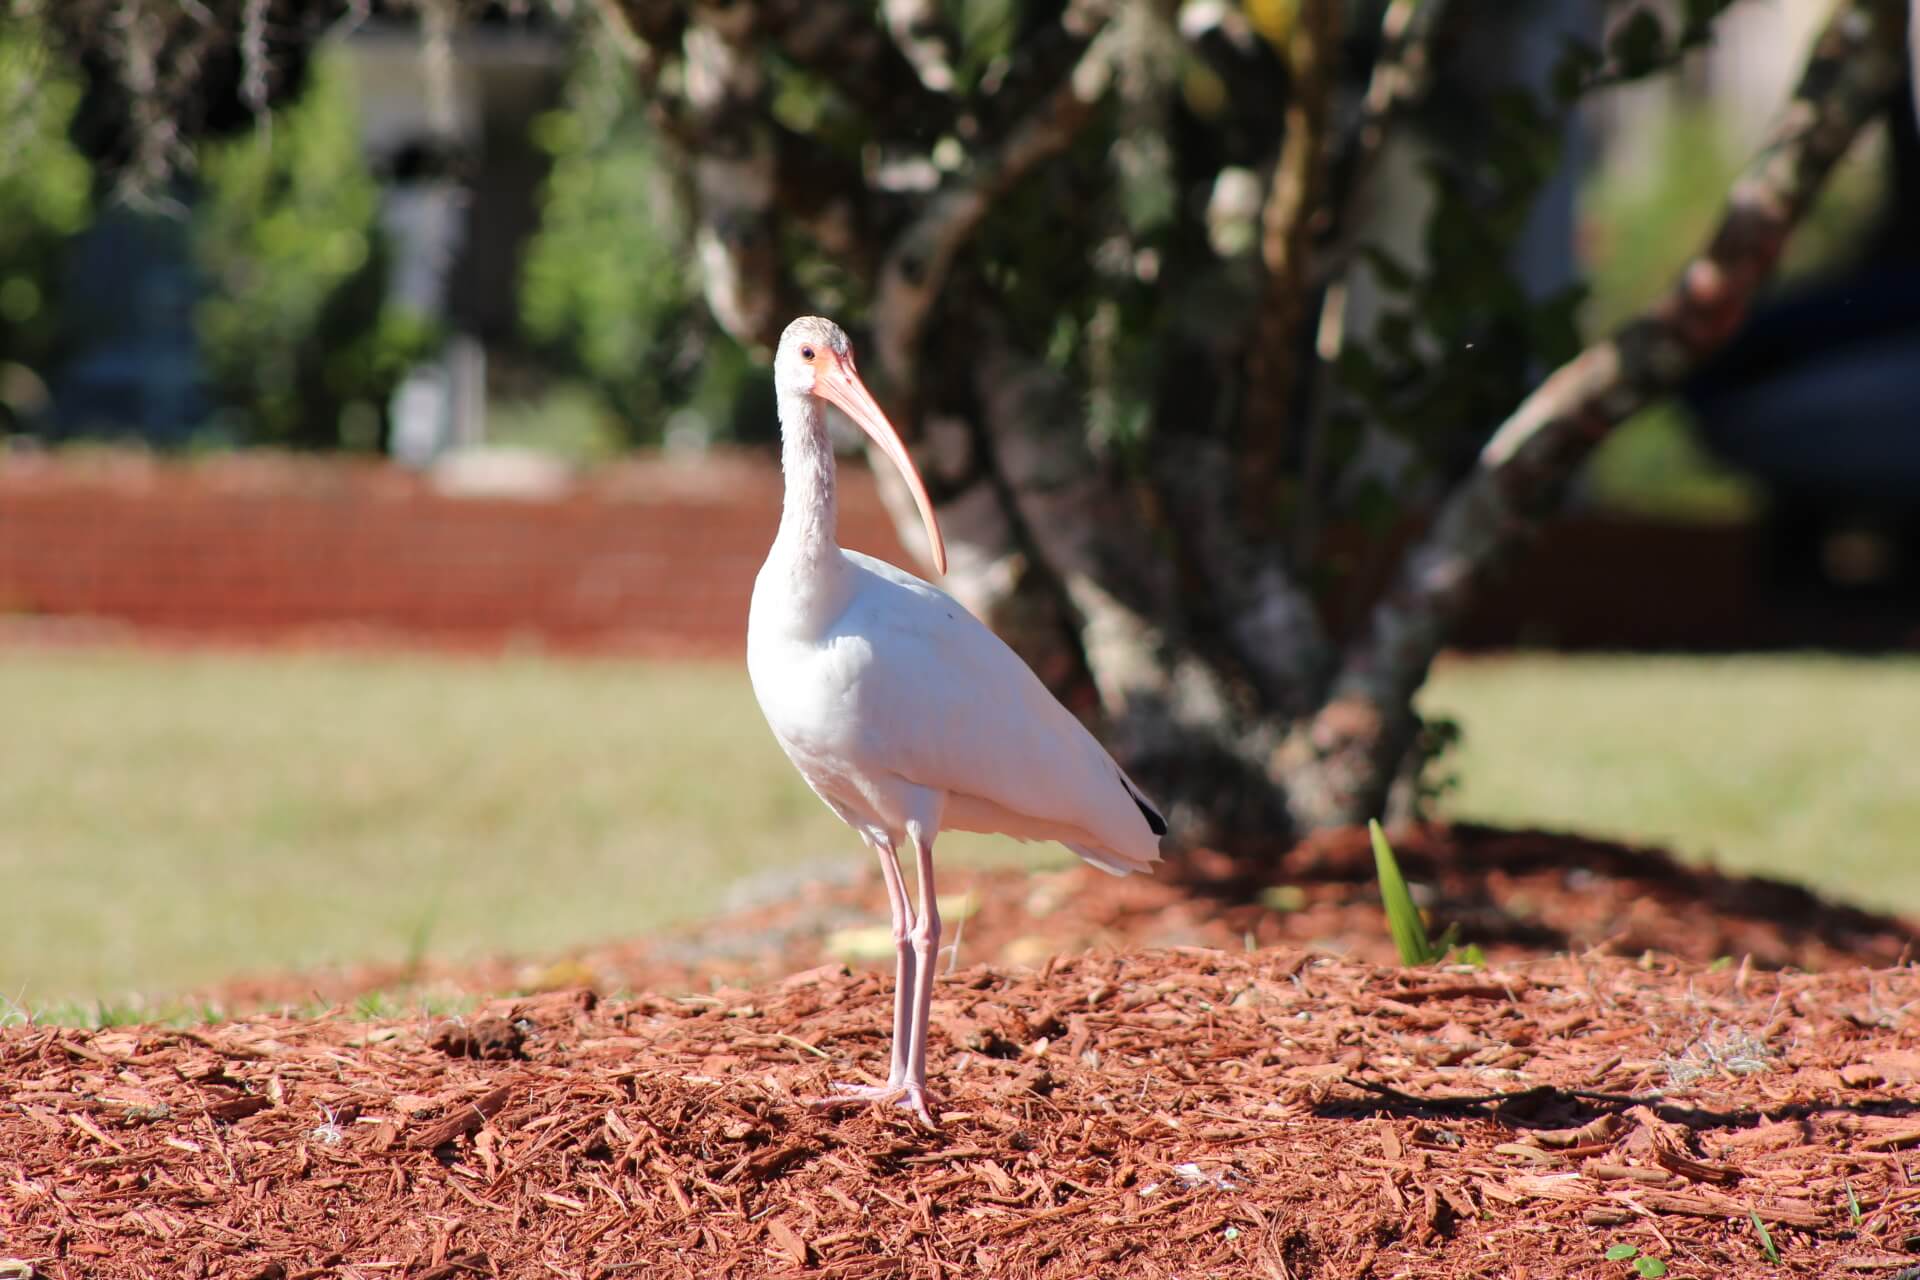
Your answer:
[5,951,1919,1279]
[195,823,1917,1016]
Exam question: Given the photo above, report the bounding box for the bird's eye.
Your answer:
[800,345,816,362]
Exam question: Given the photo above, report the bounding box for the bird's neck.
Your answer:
[773,390,840,566]
[759,390,857,634]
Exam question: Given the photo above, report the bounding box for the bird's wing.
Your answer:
[837,551,1162,868]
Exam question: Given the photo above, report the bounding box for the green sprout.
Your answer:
[1604,1242,1667,1277]
[1370,819,1445,966]
[1750,1211,1780,1264]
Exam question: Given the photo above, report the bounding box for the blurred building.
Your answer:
[46,11,565,458]
[347,18,564,463]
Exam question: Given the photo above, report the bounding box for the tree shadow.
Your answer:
[1315,1077,1920,1137]
[1161,821,1917,970]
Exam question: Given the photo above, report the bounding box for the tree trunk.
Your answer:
[598,0,1910,851]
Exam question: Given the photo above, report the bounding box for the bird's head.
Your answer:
[773,316,854,400]
[775,315,947,576]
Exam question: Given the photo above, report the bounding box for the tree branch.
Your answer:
[1297,0,1910,826]
[671,10,811,351]
[1239,0,1341,522]
[966,333,1290,838]
[1287,0,1450,565]
[1316,0,1450,286]
[871,19,1123,393]
[1156,440,1334,719]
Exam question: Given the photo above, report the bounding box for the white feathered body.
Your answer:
[748,548,1162,875]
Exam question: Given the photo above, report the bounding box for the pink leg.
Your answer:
[900,827,942,1124]
[812,835,923,1110]
[861,834,916,1089]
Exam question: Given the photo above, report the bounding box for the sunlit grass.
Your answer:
[0,649,1041,1009]
[4,648,1914,1010]
[1421,653,1920,916]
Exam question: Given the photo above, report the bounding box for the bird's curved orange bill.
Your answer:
[816,356,949,576]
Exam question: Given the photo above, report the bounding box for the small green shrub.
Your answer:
[0,21,94,422]
[193,53,436,448]
[1370,820,1438,966]
[518,23,763,446]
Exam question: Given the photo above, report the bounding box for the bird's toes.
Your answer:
[808,1081,900,1108]
[895,1084,939,1127]
[807,1081,940,1125]
[839,1083,900,1101]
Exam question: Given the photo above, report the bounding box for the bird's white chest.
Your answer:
[747,577,893,818]
[748,628,870,757]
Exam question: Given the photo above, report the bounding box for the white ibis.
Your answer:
[747,316,1167,1123]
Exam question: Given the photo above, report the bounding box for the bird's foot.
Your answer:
[809,1080,938,1126]
[820,1081,901,1104]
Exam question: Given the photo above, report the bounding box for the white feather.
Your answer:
[749,548,1162,873]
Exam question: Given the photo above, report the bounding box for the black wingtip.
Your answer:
[1118,768,1168,836]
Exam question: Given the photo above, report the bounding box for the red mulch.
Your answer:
[7,825,1916,1276]
[193,823,1918,1016]
[5,952,1920,1279]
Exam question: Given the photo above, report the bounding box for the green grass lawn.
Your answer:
[0,649,1033,1011]
[1420,653,1920,914]
[4,648,1915,1010]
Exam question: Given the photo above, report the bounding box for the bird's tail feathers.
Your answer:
[1115,767,1168,836]
[1065,840,1160,878]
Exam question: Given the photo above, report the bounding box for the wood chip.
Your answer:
[1,939,1911,1276]
[408,1084,514,1151]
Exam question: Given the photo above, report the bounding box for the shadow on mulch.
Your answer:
[1169,822,1917,972]
[189,822,1916,1020]
[1322,1075,1920,1133]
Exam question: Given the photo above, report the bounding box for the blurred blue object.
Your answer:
[1683,268,1920,506]
[1677,79,1920,601]
[46,203,211,443]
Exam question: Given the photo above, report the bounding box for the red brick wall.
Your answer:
[2,450,1901,654]
[0,451,910,655]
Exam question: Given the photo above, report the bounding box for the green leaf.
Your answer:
[1846,1179,1862,1225]
[1605,1244,1639,1261]
[1370,820,1435,966]
[1634,1257,1667,1278]
[1750,1211,1780,1264]
[190,52,434,449]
